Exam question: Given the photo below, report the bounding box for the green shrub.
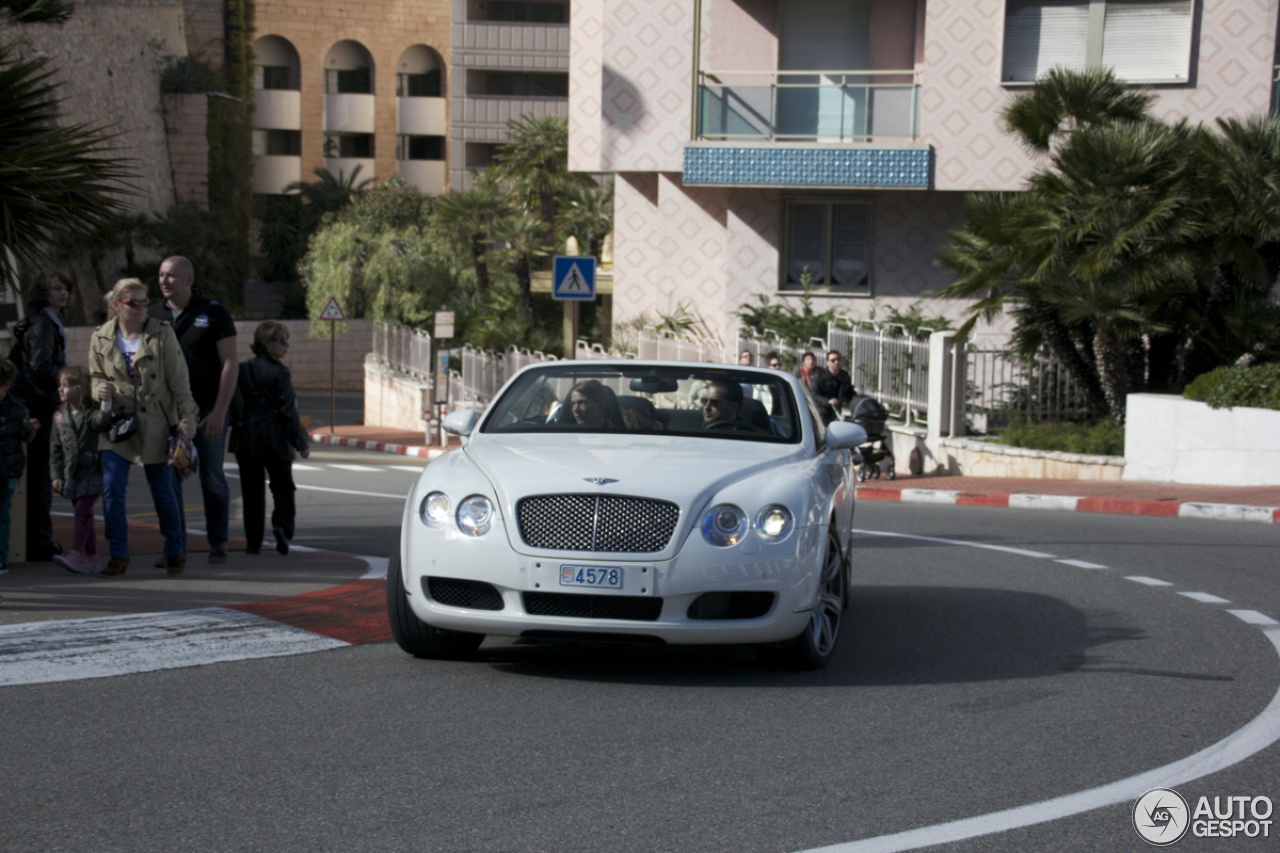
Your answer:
[1182,362,1280,411]
[997,419,1125,456]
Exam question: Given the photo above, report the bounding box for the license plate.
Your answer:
[560,564,623,589]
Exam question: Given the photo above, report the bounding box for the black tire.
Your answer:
[755,529,846,670]
[386,552,485,659]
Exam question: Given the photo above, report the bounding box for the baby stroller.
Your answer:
[845,394,895,482]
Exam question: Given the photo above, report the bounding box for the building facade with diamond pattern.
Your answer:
[568,0,1279,346]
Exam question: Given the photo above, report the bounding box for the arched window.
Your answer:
[396,45,444,97]
[324,40,374,94]
[254,35,300,90]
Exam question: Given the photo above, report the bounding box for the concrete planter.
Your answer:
[936,436,1124,480]
[1124,393,1280,486]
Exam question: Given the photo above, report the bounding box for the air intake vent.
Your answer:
[425,577,504,611]
[523,591,663,621]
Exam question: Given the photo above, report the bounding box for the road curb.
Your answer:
[309,432,447,460]
[855,485,1280,524]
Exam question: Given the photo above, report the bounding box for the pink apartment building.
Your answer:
[568,0,1279,346]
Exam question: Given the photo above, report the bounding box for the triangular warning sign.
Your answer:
[318,296,346,321]
[560,263,590,294]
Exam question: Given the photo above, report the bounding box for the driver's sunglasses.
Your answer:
[270,336,290,345]
[768,361,782,369]
[116,298,149,309]
[827,356,841,363]
[699,397,725,409]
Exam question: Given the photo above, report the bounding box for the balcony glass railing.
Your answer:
[696,69,919,143]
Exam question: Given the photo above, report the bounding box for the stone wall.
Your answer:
[162,93,209,206]
[61,318,372,391]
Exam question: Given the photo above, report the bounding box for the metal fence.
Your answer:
[828,323,930,423]
[965,347,1101,431]
[456,344,559,406]
[372,321,432,379]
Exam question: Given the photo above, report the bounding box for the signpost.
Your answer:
[552,256,597,359]
[433,310,454,445]
[318,296,345,433]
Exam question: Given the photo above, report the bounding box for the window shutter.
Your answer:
[830,204,869,289]
[778,0,870,71]
[1002,0,1089,83]
[1101,0,1192,82]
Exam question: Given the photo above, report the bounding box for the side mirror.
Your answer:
[824,420,867,451]
[441,409,478,437]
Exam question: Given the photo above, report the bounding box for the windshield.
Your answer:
[481,364,802,443]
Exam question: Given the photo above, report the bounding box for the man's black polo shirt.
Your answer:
[149,292,237,412]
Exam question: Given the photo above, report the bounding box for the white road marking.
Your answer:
[1178,503,1278,523]
[851,529,1056,559]
[224,462,238,470]
[292,483,406,499]
[1056,559,1108,569]
[1125,576,1174,586]
[292,463,322,471]
[1179,592,1230,604]
[800,630,1280,853]
[388,465,427,472]
[329,464,384,472]
[0,609,348,686]
[1229,610,1279,626]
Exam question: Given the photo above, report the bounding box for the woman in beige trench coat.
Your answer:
[89,279,197,576]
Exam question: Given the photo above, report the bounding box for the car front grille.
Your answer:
[523,591,663,621]
[517,494,680,553]
[425,577,505,611]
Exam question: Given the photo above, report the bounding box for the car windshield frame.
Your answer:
[479,363,804,444]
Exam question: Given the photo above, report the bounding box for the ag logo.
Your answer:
[1134,787,1190,846]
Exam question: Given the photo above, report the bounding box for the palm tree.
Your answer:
[432,175,508,303]
[0,38,134,284]
[557,183,613,260]
[492,211,549,323]
[1001,66,1155,154]
[492,115,594,244]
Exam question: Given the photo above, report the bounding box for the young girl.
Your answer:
[50,366,108,574]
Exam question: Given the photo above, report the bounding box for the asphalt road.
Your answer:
[4,478,1279,853]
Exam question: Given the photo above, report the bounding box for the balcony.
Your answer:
[324,93,376,134]
[254,155,301,194]
[397,160,447,195]
[254,89,301,131]
[686,69,929,190]
[397,96,447,136]
[324,157,375,183]
[697,69,919,142]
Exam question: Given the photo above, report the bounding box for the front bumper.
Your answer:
[400,513,826,645]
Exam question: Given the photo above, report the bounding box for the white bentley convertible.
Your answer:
[387,361,866,669]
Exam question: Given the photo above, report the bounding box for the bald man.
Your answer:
[149,256,238,564]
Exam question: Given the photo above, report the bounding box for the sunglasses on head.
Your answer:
[116,298,148,309]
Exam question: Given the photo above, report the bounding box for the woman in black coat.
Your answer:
[230,322,310,555]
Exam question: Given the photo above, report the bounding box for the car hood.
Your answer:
[464,432,804,530]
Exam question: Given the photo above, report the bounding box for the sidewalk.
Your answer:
[311,425,1280,524]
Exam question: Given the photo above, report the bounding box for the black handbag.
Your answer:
[107,409,138,443]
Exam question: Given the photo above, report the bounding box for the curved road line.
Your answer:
[799,530,1280,853]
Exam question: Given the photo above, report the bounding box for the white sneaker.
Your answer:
[55,551,96,574]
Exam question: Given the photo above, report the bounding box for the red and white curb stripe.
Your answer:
[309,432,448,460]
[856,486,1280,524]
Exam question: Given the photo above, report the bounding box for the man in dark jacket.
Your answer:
[9,275,69,561]
[148,256,238,563]
[811,350,855,425]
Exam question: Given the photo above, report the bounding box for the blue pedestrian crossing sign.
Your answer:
[552,256,596,301]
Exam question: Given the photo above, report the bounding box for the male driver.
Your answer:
[811,350,854,425]
[149,257,237,564]
[701,380,742,429]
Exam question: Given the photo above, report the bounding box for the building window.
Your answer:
[781,199,871,293]
[253,130,302,157]
[477,1,569,23]
[397,71,441,97]
[255,66,293,90]
[1002,0,1192,84]
[324,133,374,158]
[397,135,444,160]
[325,67,372,94]
[470,70,568,98]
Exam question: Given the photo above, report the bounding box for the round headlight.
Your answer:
[456,495,494,537]
[755,505,793,540]
[420,491,451,526]
[701,504,748,547]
